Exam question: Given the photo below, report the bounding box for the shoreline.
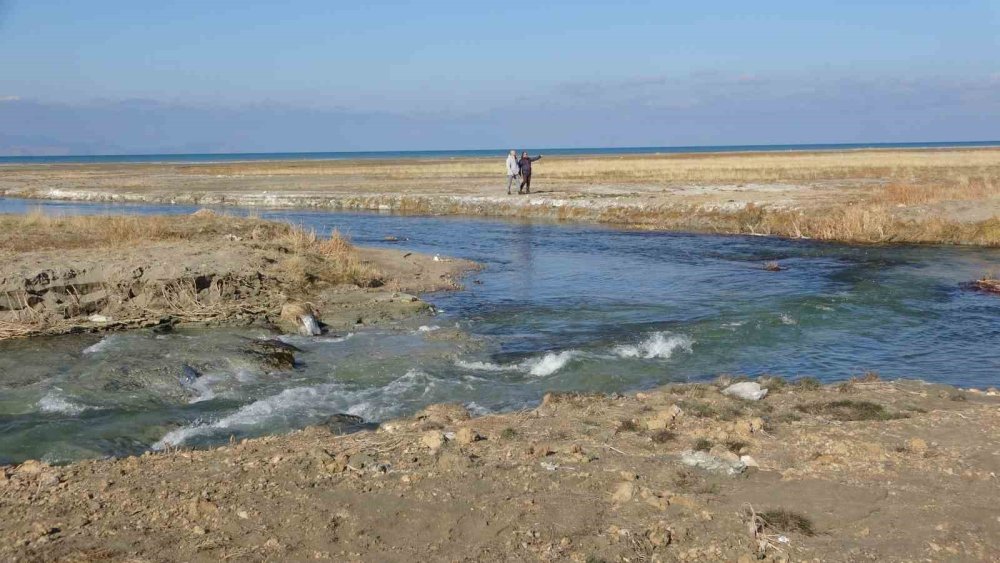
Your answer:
[2,146,999,246]
[2,376,998,561]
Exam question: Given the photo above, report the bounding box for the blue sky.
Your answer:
[1,0,998,154]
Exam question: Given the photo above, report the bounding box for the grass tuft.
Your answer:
[760,509,816,536]
[795,400,906,422]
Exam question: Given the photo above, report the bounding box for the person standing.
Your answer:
[505,150,520,195]
[518,151,542,194]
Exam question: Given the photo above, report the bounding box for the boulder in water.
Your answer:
[280,302,322,336]
[322,413,374,434]
[722,381,768,401]
[245,339,300,371]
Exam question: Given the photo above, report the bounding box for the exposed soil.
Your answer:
[0,213,475,340]
[2,377,998,562]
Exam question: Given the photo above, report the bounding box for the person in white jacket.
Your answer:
[505,149,520,195]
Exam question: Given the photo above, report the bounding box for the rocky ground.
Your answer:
[2,376,998,562]
[0,212,474,340]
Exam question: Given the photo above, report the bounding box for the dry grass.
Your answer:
[872,176,999,206]
[274,226,383,287]
[5,148,999,246]
[970,277,1000,294]
[795,400,906,422]
[0,211,386,339]
[180,148,1000,185]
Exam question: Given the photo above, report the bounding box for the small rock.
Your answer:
[739,455,759,468]
[280,302,322,336]
[722,382,768,401]
[644,404,683,430]
[709,445,741,463]
[530,443,554,458]
[647,525,672,547]
[680,450,746,476]
[455,427,483,445]
[88,314,111,323]
[416,403,470,426]
[246,339,299,371]
[907,438,929,454]
[37,472,61,488]
[611,482,636,503]
[421,431,446,451]
[16,460,48,476]
[323,413,369,434]
[237,510,250,520]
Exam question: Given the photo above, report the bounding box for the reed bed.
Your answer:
[180,148,1000,185]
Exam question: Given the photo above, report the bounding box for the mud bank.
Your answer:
[0,213,474,340]
[2,377,998,561]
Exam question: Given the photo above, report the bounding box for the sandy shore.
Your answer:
[2,377,998,561]
[0,212,474,340]
[2,147,999,245]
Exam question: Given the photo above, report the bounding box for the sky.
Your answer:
[1,0,998,154]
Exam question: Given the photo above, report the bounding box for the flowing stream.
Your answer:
[1,198,998,464]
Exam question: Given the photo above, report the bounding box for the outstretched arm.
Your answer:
[530,155,542,162]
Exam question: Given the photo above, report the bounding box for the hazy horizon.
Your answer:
[1,1,998,156]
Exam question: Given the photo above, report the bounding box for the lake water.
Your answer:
[1,141,998,165]
[1,198,998,464]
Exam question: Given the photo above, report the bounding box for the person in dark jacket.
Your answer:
[517,151,542,194]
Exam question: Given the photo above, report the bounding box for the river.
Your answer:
[1,198,998,464]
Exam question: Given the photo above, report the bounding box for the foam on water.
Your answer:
[276,333,354,345]
[417,325,441,332]
[38,390,89,415]
[153,369,441,449]
[523,351,578,376]
[613,332,693,360]
[779,313,798,325]
[454,359,519,372]
[82,335,118,354]
[455,350,579,377]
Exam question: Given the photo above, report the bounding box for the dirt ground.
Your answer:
[2,148,999,245]
[2,377,998,562]
[0,212,474,340]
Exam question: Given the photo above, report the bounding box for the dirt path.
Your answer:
[2,377,998,561]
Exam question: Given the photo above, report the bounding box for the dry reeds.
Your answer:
[275,226,383,287]
[180,148,1000,186]
[970,276,1000,294]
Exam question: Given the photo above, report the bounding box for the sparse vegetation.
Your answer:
[0,211,401,340]
[693,438,713,452]
[650,430,676,444]
[793,377,823,391]
[760,509,816,536]
[679,401,718,418]
[796,400,906,421]
[969,276,1000,294]
[615,419,639,434]
[6,148,1000,245]
[757,375,787,392]
[724,440,748,454]
[500,427,518,440]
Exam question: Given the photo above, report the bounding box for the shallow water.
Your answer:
[1,198,998,463]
